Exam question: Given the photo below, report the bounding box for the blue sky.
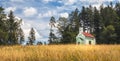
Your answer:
[0,0,119,43]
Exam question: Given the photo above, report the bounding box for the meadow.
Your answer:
[0,45,120,61]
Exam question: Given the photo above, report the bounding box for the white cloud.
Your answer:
[38,10,57,18]
[92,4,101,9]
[62,0,77,5]
[66,0,76,5]
[92,4,107,10]
[60,12,69,18]
[80,0,114,4]
[6,16,42,42]
[15,16,21,20]
[43,0,53,3]
[61,0,114,6]
[10,0,24,2]
[5,7,16,13]
[23,7,37,17]
[21,21,43,42]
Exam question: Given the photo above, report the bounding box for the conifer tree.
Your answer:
[79,6,88,32]
[28,28,35,45]
[93,7,102,44]
[115,2,120,43]
[100,4,119,44]
[57,17,68,43]
[7,10,21,45]
[19,28,24,44]
[49,16,56,44]
[69,8,80,43]
[0,7,8,44]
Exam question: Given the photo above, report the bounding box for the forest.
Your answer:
[49,2,120,44]
[0,7,35,45]
[0,2,120,45]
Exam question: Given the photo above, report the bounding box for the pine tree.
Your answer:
[79,5,94,33]
[115,2,120,18]
[48,2,120,44]
[0,7,8,45]
[18,28,24,44]
[79,6,88,32]
[93,7,102,44]
[28,28,35,45]
[64,8,80,43]
[100,4,119,44]
[70,8,80,43]
[101,25,117,44]
[57,17,69,43]
[7,10,21,45]
[87,5,94,33]
[114,2,120,43]
[49,16,56,44]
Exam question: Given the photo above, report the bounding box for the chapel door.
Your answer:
[89,41,91,44]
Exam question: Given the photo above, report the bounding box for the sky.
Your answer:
[0,0,120,44]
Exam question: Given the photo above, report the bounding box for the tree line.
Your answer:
[49,2,120,44]
[0,7,35,45]
[1,2,120,45]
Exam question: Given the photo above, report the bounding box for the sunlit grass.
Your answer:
[0,45,120,61]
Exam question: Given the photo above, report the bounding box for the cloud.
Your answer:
[28,21,50,38]
[9,16,47,44]
[21,21,43,42]
[80,0,113,2]
[23,7,37,17]
[65,0,76,5]
[7,16,43,42]
[38,10,57,18]
[42,0,54,3]
[23,20,51,44]
[92,4,108,10]
[80,0,114,4]
[60,0,114,7]
[10,0,24,2]
[61,0,77,5]
[60,12,69,18]
[5,7,16,13]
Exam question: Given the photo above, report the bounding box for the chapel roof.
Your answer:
[82,32,94,38]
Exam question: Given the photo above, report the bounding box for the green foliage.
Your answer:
[57,17,69,43]
[93,7,102,44]
[49,16,56,28]
[7,11,22,45]
[28,28,35,45]
[115,2,120,43]
[79,6,88,32]
[99,4,120,44]
[0,7,9,45]
[56,8,80,44]
[51,3,120,44]
[100,25,117,44]
[18,28,24,44]
[48,16,57,44]
[0,7,23,45]
[0,29,8,44]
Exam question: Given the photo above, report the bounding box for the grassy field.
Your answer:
[0,45,120,61]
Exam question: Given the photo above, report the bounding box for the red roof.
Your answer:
[82,32,94,38]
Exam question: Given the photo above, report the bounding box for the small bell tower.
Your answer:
[79,27,83,34]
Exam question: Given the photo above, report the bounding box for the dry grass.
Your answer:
[0,45,120,61]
